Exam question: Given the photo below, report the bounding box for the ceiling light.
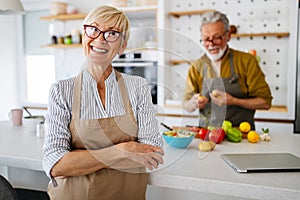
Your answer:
[0,0,25,15]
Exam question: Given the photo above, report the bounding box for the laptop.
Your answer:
[221,153,300,173]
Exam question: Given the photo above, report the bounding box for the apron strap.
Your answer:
[228,51,239,83]
[115,70,135,115]
[72,72,83,119]
[203,63,208,79]
[229,51,235,77]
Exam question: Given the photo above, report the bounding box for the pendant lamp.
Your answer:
[0,0,25,15]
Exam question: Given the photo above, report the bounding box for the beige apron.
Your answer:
[48,70,148,200]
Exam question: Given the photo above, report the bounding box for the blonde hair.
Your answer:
[83,5,130,43]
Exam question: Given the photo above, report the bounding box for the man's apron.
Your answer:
[199,52,255,129]
[48,70,148,200]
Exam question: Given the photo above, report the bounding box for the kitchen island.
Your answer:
[0,121,299,199]
[148,133,300,200]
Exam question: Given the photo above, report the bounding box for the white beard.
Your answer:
[204,46,227,61]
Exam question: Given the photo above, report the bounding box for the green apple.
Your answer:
[222,120,232,132]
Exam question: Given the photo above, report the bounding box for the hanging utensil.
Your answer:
[160,123,173,131]
[23,107,32,117]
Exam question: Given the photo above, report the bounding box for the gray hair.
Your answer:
[200,11,229,33]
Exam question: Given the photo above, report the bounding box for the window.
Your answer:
[25,55,55,104]
[23,10,55,105]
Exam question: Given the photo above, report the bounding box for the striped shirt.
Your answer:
[42,69,162,177]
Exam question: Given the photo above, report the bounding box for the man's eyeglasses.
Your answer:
[83,25,122,42]
[200,32,227,45]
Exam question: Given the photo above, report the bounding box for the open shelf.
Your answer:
[40,6,158,21]
[231,32,289,38]
[169,9,216,18]
[42,44,82,48]
[119,5,157,12]
[40,13,86,21]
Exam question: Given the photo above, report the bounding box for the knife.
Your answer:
[160,123,173,131]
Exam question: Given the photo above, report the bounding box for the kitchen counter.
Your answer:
[148,133,300,200]
[0,121,49,190]
[0,121,300,199]
[0,121,44,171]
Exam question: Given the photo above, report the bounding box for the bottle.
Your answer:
[71,29,81,44]
[36,121,45,138]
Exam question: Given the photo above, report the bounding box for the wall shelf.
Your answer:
[40,6,158,21]
[169,9,216,18]
[40,6,158,48]
[231,32,289,38]
[119,5,157,12]
[40,13,86,21]
[42,44,82,48]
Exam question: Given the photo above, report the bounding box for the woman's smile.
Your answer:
[90,45,109,53]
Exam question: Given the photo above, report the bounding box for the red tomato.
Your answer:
[198,128,209,140]
[209,128,226,144]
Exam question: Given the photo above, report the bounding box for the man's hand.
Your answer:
[183,94,209,112]
[210,89,234,106]
[210,89,225,106]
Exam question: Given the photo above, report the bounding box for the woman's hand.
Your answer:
[51,142,164,177]
[116,141,164,171]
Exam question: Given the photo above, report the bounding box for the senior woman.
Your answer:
[42,5,164,200]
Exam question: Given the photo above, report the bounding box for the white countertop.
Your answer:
[0,121,44,171]
[1,120,300,199]
[149,132,300,200]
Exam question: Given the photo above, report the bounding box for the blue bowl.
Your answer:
[162,130,194,149]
